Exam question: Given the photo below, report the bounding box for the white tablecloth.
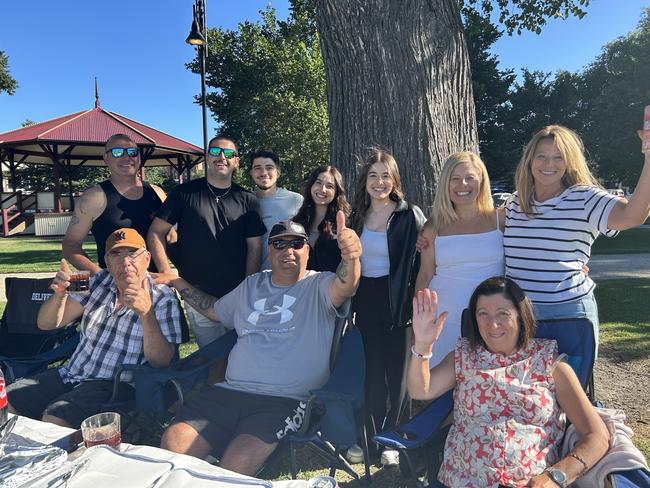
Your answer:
[6,415,307,487]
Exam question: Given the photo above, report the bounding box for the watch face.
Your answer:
[549,468,567,486]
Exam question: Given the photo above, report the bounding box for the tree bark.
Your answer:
[316,0,478,213]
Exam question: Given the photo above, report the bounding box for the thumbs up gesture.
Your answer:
[50,258,72,294]
[336,210,362,262]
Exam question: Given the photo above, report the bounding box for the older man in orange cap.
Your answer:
[7,228,183,429]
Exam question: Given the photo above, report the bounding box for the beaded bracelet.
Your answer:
[411,345,433,360]
[568,452,589,476]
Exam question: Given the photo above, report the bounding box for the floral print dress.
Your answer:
[438,338,565,488]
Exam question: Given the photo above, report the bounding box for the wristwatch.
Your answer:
[545,467,568,487]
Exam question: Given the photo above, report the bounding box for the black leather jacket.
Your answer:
[357,199,426,329]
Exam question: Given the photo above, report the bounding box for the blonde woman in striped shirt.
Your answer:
[504,125,650,346]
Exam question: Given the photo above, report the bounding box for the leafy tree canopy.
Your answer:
[193,2,328,193]
[462,0,589,34]
[0,50,18,95]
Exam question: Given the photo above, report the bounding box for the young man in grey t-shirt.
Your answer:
[250,149,303,270]
[158,215,361,476]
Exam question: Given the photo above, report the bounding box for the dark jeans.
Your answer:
[353,276,407,453]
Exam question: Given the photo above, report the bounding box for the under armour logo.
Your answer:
[115,230,126,241]
[247,295,296,325]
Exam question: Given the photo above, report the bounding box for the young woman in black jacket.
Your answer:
[293,165,351,272]
[348,148,425,466]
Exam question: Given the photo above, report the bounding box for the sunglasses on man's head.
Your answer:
[270,238,307,250]
[107,147,138,158]
[209,147,237,159]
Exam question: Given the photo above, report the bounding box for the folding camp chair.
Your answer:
[103,328,237,445]
[286,318,371,483]
[0,277,80,384]
[374,316,599,487]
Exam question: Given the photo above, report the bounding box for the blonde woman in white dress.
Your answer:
[415,152,504,366]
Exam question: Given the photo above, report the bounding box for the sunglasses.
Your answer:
[270,238,307,250]
[208,147,238,159]
[106,147,139,158]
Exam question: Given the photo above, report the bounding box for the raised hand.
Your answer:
[412,289,448,349]
[123,270,152,316]
[50,258,72,294]
[336,210,362,262]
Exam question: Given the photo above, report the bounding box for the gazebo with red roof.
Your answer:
[0,89,204,214]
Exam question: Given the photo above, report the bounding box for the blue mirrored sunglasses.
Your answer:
[107,147,138,158]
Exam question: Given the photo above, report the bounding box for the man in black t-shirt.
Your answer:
[148,135,265,347]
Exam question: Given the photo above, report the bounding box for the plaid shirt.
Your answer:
[58,270,183,383]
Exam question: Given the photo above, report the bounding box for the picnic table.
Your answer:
[2,415,308,487]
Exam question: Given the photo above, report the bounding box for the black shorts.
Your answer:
[172,386,306,458]
[7,368,135,428]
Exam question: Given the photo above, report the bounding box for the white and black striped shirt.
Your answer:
[504,185,621,304]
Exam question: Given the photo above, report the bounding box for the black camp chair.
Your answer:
[0,277,80,384]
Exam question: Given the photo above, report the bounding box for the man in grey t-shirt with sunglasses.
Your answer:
[157,215,361,476]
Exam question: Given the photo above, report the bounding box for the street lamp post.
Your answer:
[186,0,208,176]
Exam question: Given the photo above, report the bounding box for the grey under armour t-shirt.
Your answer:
[259,188,304,270]
[214,270,349,400]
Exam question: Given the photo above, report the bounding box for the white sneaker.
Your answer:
[345,444,364,464]
[380,449,399,467]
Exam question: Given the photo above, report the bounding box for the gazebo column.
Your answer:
[9,151,17,192]
[53,160,62,213]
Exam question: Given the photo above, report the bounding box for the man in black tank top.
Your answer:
[63,133,169,274]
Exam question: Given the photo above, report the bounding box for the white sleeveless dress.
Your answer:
[427,216,504,366]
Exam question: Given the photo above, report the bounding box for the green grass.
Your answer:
[595,278,650,363]
[0,236,97,273]
[592,227,650,255]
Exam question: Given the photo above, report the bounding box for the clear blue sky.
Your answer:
[0,0,647,148]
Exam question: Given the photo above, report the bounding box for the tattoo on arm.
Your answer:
[178,286,216,312]
[70,214,80,225]
[336,261,348,284]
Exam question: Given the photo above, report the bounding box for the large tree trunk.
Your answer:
[316,0,478,213]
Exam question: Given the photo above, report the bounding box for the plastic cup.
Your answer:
[68,271,90,294]
[80,412,121,449]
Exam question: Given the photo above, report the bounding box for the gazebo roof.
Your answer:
[0,104,204,167]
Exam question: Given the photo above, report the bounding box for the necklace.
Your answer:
[206,180,232,204]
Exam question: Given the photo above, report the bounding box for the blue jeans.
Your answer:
[533,291,600,355]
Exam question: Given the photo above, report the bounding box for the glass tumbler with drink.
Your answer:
[80,412,121,449]
[68,270,90,294]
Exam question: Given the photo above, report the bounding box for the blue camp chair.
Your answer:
[102,327,236,445]
[107,328,237,414]
[374,316,650,488]
[286,319,371,483]
[0,277,80,384]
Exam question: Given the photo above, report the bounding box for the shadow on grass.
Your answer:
[0,249,67,267]
[260,443,410,487]
[0,249,98,271]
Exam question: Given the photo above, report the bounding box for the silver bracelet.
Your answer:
[411,344,433,360]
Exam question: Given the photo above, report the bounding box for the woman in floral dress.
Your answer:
[408,277,609,487]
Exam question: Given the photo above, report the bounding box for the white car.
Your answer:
[607,189,625,198]
[492,192,512,207]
